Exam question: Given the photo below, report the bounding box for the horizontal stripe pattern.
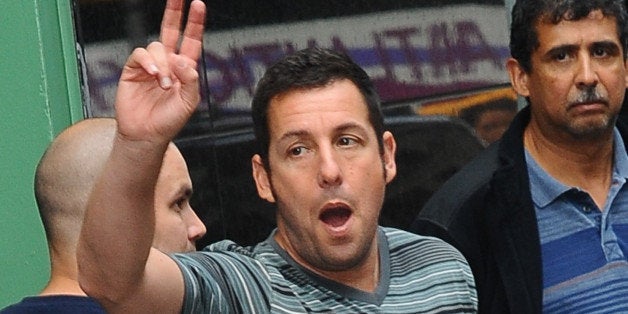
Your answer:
[172,227,477,313]
[526,130,628,313]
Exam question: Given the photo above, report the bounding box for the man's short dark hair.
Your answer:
[510,0,628,73]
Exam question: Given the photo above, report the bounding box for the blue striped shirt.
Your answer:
[526,128,628,314]
[171,227,477,313]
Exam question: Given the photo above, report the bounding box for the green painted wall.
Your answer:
[0,0,83,308]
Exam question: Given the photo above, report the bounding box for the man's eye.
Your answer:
[553,52,568,61]
[175,199,185,212]
[290,146,305,156]
[593,47,608,57]
[338,137,356,146]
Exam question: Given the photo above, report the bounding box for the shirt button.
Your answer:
[583,206,591,212]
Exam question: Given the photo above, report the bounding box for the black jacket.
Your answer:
[410,106,628,313]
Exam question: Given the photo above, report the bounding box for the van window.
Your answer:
[75,0,510,248]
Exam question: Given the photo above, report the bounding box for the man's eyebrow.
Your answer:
[591,40,621,52]
[545,40,620,56]
[278,130,310,143]
[335,122,367,134]
[173,185,193,199]
[277,122,368,143]
[545,44,578,56]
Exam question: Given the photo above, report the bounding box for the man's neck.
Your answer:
[274,231,381,292]
[40,274,88,296]
[315,246,380,293]
[524,124,614,209]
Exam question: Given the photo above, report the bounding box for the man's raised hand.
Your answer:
[114,0,206,146]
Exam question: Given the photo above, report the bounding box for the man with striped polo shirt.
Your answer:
[77,0,478,312]
[412,0,628,313]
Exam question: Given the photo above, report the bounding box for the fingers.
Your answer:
[171,55,199,86]
[171,54,201,109]
[146,42,173,89]
[125,43,173,90]
[127,46,199,97]
[159,0,184,53]
[179,0,206,62]
[159,0,206,62]
[138,1,204,93]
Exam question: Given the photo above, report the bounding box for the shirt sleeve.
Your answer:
[171,250,273,314]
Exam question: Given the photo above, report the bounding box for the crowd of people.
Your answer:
[3,0,628,313]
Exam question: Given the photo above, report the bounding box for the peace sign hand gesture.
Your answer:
[114,0,206,147]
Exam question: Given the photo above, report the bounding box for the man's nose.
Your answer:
[575,54,599,89]
[317,147,342,188]
[187,207,207,241]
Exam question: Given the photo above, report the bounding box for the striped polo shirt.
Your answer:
[526,128,628,313]
[171,227,477,313]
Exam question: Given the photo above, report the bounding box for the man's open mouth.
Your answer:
[320,205,352,227]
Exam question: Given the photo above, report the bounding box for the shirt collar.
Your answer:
[525,148,569,208]
[525,127,628,208]
[612,127,628,179]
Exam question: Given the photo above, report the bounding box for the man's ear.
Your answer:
[506,57,530,97]
[252,154,275,203]
[382,131,397,184]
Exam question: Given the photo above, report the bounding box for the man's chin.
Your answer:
[568,116,615,138]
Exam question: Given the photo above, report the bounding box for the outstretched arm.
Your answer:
[77,0,206,313]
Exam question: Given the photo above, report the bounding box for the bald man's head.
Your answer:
[33,118,205,296]
[35,118,206,259]
[35,118,117,256]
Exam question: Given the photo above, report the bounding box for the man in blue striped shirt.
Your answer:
[77,0,477,313]
[412,0,628,313]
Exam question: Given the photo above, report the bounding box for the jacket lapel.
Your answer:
[485,106,543,313]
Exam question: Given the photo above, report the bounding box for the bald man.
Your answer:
[1,118,205,313]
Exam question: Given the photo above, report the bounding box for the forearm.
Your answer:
[76,1,205,309]
[78,135,167,303]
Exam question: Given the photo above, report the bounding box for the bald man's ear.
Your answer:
[252,155,275,203]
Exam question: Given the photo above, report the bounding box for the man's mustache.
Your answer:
[571,87,609,106]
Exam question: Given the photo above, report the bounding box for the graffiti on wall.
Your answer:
[85,4,510,117]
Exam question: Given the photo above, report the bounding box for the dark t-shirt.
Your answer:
[0,295,105,314]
